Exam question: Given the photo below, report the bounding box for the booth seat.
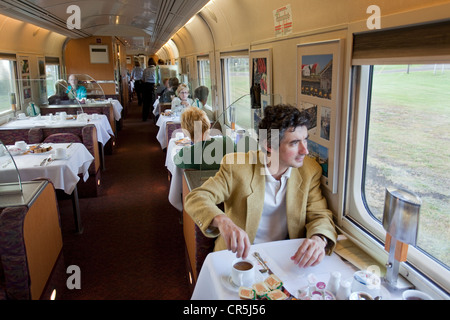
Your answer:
[0,180,65,300]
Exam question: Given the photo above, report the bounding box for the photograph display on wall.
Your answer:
[250,49,272,135]
[18,56,32,106]
[297,39,343,193]
[36,57,47,104]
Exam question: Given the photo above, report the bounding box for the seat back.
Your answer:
[158,102,172,114]
[0,206,32,300]
[0,129,29,145]
[43,133,82,144]
[166,122,182,146]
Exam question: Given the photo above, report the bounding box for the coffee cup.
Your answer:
[15,141,27,151]
[402,289,432,300]
[351,270,381,297]
[17,112,26,119]
[231,258,255,287]
[54,147,67,159]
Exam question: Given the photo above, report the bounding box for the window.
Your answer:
[348,20,450,293]
[45,57,60,97]
[221,55,250,129]
[363,64,450,268]
[197,57,212,106]
[0,58,18,114]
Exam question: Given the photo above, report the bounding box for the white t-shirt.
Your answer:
[253,164,292,244]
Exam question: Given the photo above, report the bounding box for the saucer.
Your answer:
[220,272,264,292]
[52,154,69,160]
[221,276,240,292]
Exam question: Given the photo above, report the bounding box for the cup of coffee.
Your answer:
[15,141,27,151]
[402,289,432,300]
[54,147,67,160]
[231,258,255,287]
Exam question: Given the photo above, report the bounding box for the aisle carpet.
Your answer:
[58,101,191,300]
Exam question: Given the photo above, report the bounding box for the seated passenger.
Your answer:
[174,107,235,170]
[193,85,214,121]
[160,77,179,103]
[171,84,193,115]
[67,74,87,100]
[184,104,337,265]
[48,80,70,104]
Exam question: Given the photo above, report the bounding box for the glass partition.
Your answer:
[11,75,111,121]
[0,139,23,194]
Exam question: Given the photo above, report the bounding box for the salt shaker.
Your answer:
[336,280,351,300]
[328,271,341,296]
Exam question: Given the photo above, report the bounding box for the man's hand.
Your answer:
[211,215,251,259]
[290,235,327,268]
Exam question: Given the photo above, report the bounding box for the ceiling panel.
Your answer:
[0,0,210,54]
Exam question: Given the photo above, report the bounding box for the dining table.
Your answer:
[165,136,190,211]
[191,237,400,300]
[1,114,114,147]
[106,99,123,121]
[156,114,181,149]
[0,142,94,233]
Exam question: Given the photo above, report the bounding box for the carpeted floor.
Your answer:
[58,101,191,300]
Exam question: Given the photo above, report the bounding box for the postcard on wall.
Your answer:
[297,39,343,193]
[273,4,293,37]
[300,54,333,100]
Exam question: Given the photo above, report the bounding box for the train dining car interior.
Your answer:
[0,0,448,304]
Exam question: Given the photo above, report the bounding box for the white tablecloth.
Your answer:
[156,115,180,149]
[191,238,358,300]
[153,98,160,116]
[0,142,94,194]
[110,99,123,121]
[165,137,186,211]
[1,114,114,146]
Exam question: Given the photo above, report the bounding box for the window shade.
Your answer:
[352,20,450,65]
[45,56,60,64]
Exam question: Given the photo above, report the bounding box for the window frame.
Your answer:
[197,55,212,106]
[219,51,250,129]
[0,55,19,120]
[44,57,61,98]
[345,64,450,295]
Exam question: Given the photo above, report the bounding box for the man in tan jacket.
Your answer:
[184,105,337,268]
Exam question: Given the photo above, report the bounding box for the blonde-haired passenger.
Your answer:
[171,84,193,115]
[174,107,235,170]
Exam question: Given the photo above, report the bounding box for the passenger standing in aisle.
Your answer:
[142,58,157,121]
[131,61,144,106]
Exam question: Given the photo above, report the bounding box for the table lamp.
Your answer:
[382,187,421,288]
